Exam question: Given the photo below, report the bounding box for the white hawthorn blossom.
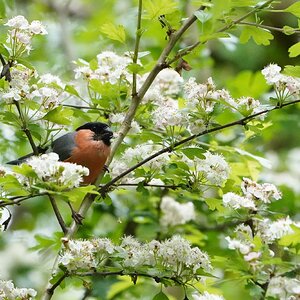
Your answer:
[5,15,47,54]
[241,177,282,203]
[257,217,295,243]
[225,236,253,254]
[19,153,89,189]
[0,279,37,299]
[74,51,134,85]
[267,276,300,299]
[222,192,256,210]
[59,236,211,279]
[160,196,195,227]
[262,63,300,97]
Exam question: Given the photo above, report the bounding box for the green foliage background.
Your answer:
[0,0,299,299]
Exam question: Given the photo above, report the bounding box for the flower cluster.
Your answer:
[18,153,89,190]
[222,177,281,210]
[74,51,133,85]
[109,141,170,182]
[0,279,37,300]
[267,276,300,299]
[160,196,195,228]
[59,235,211,280]
[262,63,300,98]
[182,151,230,186]
[5,15,47,55]
[0,64,66,112]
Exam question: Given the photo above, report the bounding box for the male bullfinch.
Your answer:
[8,122,113,184]
[8,122,113,224]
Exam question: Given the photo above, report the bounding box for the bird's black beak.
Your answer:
[95,127,113,146]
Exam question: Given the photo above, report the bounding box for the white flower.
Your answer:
[39,73,64,88]
[267,277,300,299]
[0,279,37,299]
[225,236,252,254]
[223,192,256,210]
[74,65,94,80]
[160,196,195,227]
[152,98,185,128]
[5,15,29,29]
[258,217,294,243]
[261,63,282,85]
[192,291,225,300]
[244,251,261,261]
[201,152,230,185]
[23,153,89,188]
[154,68,183,96]
[241,177,282,203]
[29,20,47,35]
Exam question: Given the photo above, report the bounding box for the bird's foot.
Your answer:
[103,164,109,173]
[71,211,84,225]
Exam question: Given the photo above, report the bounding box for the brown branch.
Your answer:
[0,193,48,208]
[44,272,68,298]
[239,21,300,34]
[48,194,68,234]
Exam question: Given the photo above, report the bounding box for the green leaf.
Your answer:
[144,0,177,19]
[100,23,126,43]
[65,84,79,97]
[232,0,256,6]
[0,0,6,18]
[199,32,229,43]
[179,147,205,159]
[279,225,300,247]
[283,65,300,77]
[288,42,300,58]
[152,291,169,300]
[205,198,224,212]
[127,63,144,74]
[282,25,295,35]
[0,43,10,58]
[240,26,274,46]
[284,1,300,18]
[43,106,73,125]
[61,185,99,203]
[16,58,35,70]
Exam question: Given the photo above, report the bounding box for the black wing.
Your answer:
[51,132,77,161]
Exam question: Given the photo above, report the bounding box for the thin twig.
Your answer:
[13,100,39,155]
[44,272,68,298]
[132,0,143,97]
[48,194,68,234]
[168,0,277,65]
[239,21,300,33]
[0,193,48,208]
[62,104,110,112]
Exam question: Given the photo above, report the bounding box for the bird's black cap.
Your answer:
[76,122,113,146]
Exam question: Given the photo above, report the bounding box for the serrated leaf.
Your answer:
[284,1,300,18]
[43,106,73,125]
[288,42,300,58]
[194,10,212,23]
[152,291,169,300]
[179,147,205,159]
[240,26,273,45]
[100,23,126,43]
[143,0,177,19]
[283,65,300,77]
[279,225,300,247]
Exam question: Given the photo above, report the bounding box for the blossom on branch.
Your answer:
[0,279,37,299]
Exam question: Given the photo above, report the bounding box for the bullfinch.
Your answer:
[8,122,113,184]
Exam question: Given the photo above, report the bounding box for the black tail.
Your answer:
[7,153,35,165]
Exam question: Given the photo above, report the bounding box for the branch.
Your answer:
[62,104,110,112]
[13,100,39,155]
[238,21,300,34]
[167,0,277,65]
[48,194,68,234]
[44,272,68,299]
[0,193,48,208]
[132,0,143,97]
[100,99,300,194]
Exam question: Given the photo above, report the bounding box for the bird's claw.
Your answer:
[103,164,109,173]
[71,211,84,225]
